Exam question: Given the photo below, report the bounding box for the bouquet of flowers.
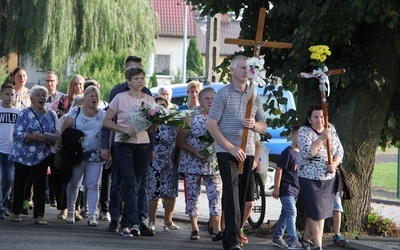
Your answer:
[198,129,218,170]
[119,102,194,142]
[309,45,331,70]
[246,56,266,87]
[300,45,332,97]
[199,130,215,158]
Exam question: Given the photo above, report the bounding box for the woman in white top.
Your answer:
[62,86,106,226]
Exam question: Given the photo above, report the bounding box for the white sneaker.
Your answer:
[148,221,155,231]
[66,212,75,224]
[100,212,111,222]
[87,215,98,227]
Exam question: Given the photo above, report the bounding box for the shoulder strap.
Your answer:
[74,107,81,129]
[30,107,45,133]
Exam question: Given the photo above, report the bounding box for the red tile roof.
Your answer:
[152,0,196,38]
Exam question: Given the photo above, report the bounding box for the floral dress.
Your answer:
[52,95,72,118]
[178,114,218,175]
[147,124,178,200]
[178,113,222,218]
[13,88,31,110]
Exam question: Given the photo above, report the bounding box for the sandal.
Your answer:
[212,231,223,241]
[190,230,200,240]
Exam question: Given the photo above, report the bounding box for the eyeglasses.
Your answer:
[45,80,56,83]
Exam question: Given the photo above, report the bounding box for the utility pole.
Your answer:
[182,3,188,83]
[205,14,221,83]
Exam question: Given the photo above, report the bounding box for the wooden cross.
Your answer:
[297,68,345,166]
[224,7,292,173]
[225,8,292,57]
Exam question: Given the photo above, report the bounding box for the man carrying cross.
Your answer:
[207,7,291,249]
[207,55,266,250]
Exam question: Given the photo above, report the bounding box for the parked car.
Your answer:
[151,82,297,196]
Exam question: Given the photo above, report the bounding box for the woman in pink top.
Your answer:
[53,74,85,118]
[103,66,155,237]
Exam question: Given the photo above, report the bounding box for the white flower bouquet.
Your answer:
[119,102,194,142]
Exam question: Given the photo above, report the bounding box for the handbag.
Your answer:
[338,163,354,200]
[54,107,82,172]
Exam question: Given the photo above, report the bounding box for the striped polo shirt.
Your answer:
[209,82,265,155]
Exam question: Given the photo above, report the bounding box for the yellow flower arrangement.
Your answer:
[309,45,331,69]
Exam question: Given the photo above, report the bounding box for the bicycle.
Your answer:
[247,132,271,228]
[247,171,266,228]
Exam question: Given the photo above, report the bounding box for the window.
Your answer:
[155,54,171,75]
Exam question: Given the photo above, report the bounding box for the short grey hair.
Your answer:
[158,86,172,100]
[73,94,84,106]
[30,85,49,99]
[230,55,247,68]
[199,87,216,100]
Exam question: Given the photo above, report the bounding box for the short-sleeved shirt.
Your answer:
[298,125,344,180]
[68,106,106,161]
[13,88,31,109]
[108,92,155,144]
[208,83,265,155]
[0,106,20,154]
[277,146,300,197]
[45,91,64,111]
[9,107,57,166]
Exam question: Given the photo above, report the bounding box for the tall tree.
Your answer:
[0,0,156,72]
[189,0,400,231]
[186,38,204,76]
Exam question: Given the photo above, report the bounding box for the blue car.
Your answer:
[151,82,296,196]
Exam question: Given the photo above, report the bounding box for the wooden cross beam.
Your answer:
[225,8,292,57]
[224,7,292,173]
[297,68,345,166]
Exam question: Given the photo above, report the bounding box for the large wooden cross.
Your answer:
[297,68,345,166]
[225,7,292,173]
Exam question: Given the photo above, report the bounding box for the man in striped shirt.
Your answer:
[207,55,266,250]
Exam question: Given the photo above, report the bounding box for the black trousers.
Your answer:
[48,153,68,210]
[217,152,253,247]
[12,157,50,219]
[99,163,112,213]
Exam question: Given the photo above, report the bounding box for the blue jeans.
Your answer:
[273,196,298,242]
[114,142,149,228]
[109,146,149,222]
[0,153,15,210]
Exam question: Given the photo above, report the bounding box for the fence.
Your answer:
[372,147,399,202]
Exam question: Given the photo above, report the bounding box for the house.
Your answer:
[151,0,196,85]
[4,1,242,86]
[151,0,241,85]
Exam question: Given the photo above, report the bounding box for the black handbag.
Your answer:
[54,107,83,172]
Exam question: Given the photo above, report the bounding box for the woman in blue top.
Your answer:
[9,86,57,225]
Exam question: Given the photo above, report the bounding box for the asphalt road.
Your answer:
[0,206,272,250]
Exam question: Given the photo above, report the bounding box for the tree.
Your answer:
[189,0,400,231]
[186,38,204,76]
[0,0,156,73]
[149,71,158,88]
[74,50,127,101]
